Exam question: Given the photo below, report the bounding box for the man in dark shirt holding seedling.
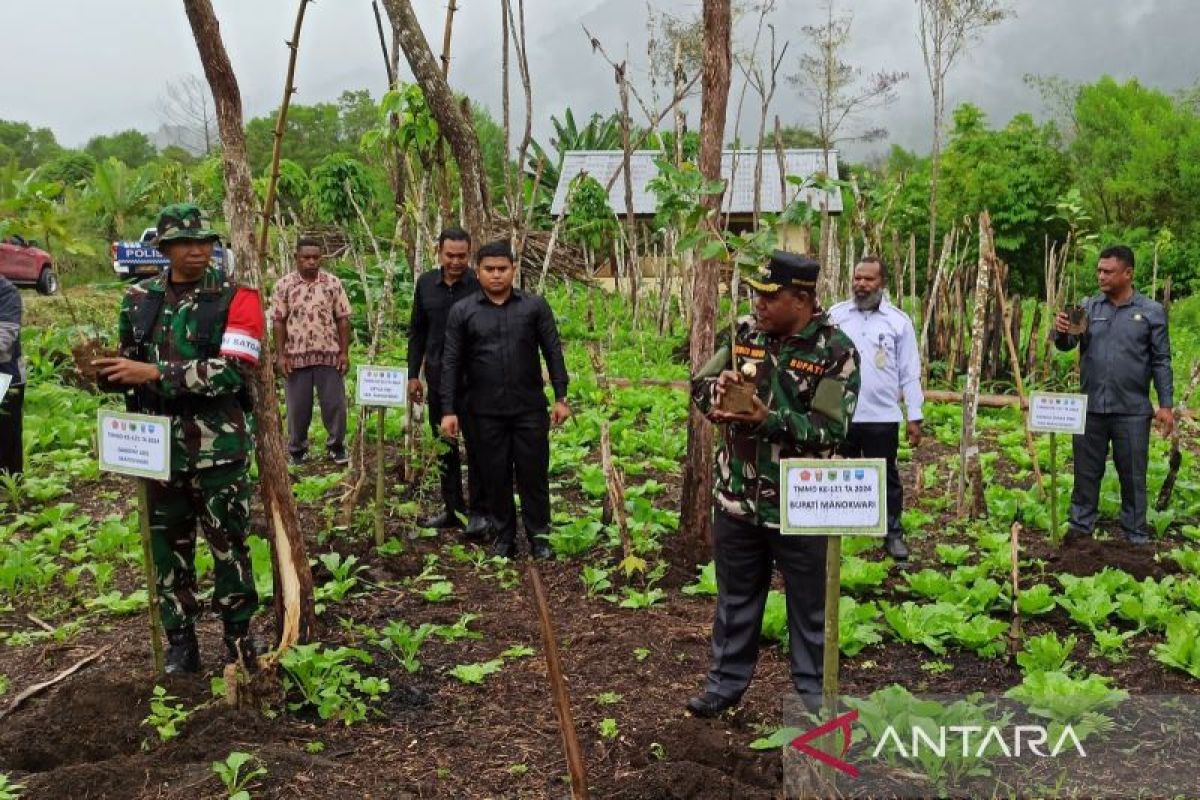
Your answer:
[1054,244,1174,545]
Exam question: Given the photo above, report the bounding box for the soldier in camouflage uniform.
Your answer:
[96,203,264,674]
[686,251,860,718]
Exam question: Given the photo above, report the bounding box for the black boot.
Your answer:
[885,532,909,560]
[223,620,265,672]
[686,691,740,718]
[419,509,464,529]
[885,517,909,560]
[530,535,553,561]
[165,626,200,674]
[490,537,517,559]
[464,514,492,541]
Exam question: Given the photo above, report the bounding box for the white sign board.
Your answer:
[356,365,408,408]
[780,458,887,537]
[0,373,11,398]
[1027,392,1088,435]
[97,410,172,481]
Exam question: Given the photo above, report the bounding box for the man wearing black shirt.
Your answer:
[440,240,571,559]
[407,228,488,536]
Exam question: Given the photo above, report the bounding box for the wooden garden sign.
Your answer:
[96,409,172,672]
[355,366,408,545]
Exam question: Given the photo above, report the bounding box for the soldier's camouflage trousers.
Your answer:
[147,459,258,630]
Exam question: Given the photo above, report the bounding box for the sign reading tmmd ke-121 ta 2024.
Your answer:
[780,458,887,537]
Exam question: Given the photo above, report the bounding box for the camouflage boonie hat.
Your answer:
[154,203,219,246]
[746,250,820,293]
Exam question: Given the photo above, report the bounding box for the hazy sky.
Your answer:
[3,0,1196,159]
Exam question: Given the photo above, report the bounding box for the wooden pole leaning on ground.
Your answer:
[1158,360,1200,511]
[137,480,164,673]
[526,565,589,800]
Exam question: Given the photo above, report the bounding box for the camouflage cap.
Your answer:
[745,250,820,293]
[154,203,219,246]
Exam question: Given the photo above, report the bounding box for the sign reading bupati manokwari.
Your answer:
[97,410,172,481]
[780,458,887,537]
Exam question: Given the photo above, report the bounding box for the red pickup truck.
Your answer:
[0,235,58,294]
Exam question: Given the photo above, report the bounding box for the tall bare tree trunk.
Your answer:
[616,62,639,322]
[182,0,316,649]
[958,212,993,518]
[382,0,488,236]
[681,0,732,564]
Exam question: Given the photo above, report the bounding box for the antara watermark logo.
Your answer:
[789,710,1086,777]
[870,723,1087,760]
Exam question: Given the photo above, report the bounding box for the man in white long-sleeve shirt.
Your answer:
[829,256,924,559]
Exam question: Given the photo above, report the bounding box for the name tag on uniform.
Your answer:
[734,344,766,359]
[789,358,826,376]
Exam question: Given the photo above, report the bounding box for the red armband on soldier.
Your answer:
[220,287,265,366]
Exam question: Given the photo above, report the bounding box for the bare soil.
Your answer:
[1,427,1197,799]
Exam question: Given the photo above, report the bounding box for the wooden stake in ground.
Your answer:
[183,0,316,649]
[375,407,387,546]
[1049,432,1060,541]
[527,565,589,800]
[820,537,840,719]
[137,481,164,673]
[1008,521,1022,656]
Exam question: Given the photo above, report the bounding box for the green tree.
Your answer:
[84,129,158,168]
[1071,76,1198,231]
[0,120,61,169]
[192,154,227,214]
[528,109,623,195]
[83,157,154,239]
[255,159,310,221]
[160,145,199,166]
[338,89,378,148]
[939,104,1071,290]
[311,153,377,223]
[38,150,97,186]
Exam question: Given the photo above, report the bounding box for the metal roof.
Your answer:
[548,149,842,217]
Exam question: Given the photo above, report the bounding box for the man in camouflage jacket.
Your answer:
[686,251,860,718]
[96,203,264,674]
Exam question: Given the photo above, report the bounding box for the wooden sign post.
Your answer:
[780,457,887,786]
[355,365,408,546]
[97,410,172,673]
[1027,392,1088,543]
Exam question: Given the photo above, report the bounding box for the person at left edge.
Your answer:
[271,237,352,466]
[686,251,860,718]
[439,240,571,560]
[0,275,24,476]
[95,203,264,674]
[829,256,925,560]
